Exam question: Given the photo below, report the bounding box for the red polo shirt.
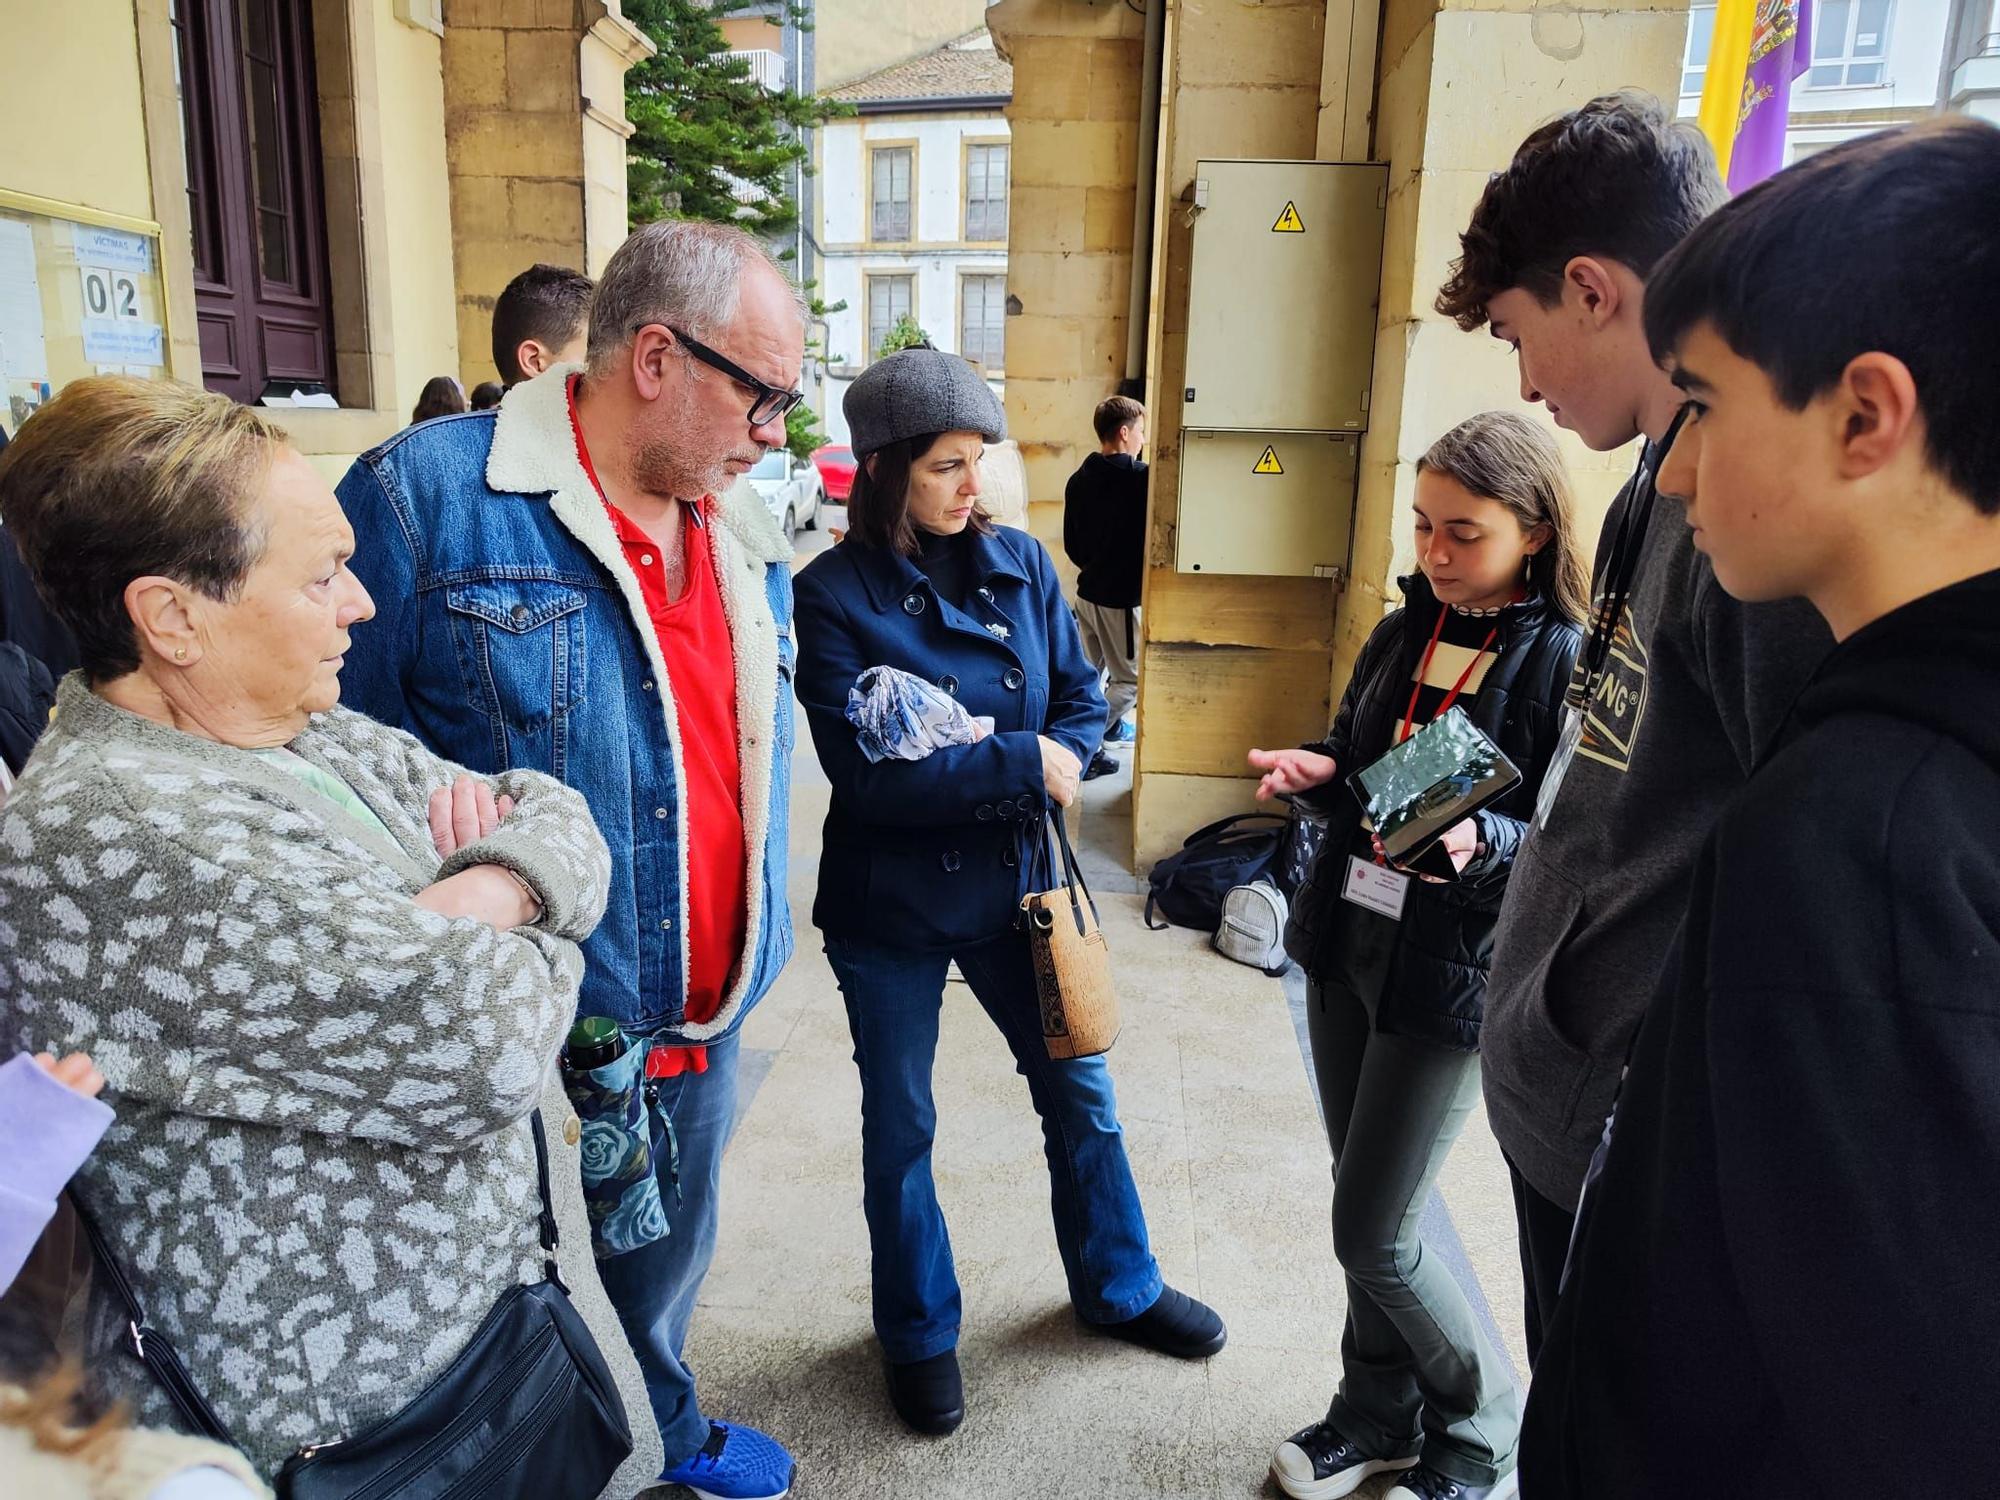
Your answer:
[568,379,747,1076]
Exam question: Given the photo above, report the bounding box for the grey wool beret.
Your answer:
[842,343,1007,458]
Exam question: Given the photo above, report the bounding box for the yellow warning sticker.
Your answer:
[1252,445,1284,475]
[1271,201,1305,233]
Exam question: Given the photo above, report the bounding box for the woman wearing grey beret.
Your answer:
[792,346,1225,1436]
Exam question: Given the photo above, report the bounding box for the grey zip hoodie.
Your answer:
[1480,450,1832,1209]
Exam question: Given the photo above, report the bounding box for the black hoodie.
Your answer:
[1062,451,1146,609]
[1521,569,2000,1495]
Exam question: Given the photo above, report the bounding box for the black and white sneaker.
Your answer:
[1269,1420,1418,1500]
[1384,1464,1519,1500]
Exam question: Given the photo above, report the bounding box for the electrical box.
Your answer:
[1182,160,1387,433]
[1175,431,1359,579]
[1176,160,1383,579]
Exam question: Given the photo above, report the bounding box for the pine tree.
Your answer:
[622,0,848,237]
[876,314,933,360]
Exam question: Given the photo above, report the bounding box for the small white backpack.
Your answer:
[1212,879,1290,976]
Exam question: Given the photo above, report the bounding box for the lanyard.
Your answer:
[1399,604,1500,745]
[1567,404,1692,713]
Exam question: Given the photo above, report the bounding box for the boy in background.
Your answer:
[1063,395,1147,779]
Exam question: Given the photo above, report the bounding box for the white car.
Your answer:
[746,449,823,542]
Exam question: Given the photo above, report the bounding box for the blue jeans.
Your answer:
[824,933,1163,1363]
[596,1030,741,1469]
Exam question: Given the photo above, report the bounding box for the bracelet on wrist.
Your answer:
[499,865,544,923]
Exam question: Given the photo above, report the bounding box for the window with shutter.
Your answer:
[870,147,914,242]
[867,276,914,359]
[959,275,1005,372]
[965,144,1008,243]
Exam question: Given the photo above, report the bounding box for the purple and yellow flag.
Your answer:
[1697,0,1814,192]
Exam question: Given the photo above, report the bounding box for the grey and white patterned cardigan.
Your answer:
[0,677,612,1475]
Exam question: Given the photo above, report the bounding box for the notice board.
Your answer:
[0,189,173,440]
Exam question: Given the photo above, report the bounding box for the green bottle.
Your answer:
[566,1015,627,1072]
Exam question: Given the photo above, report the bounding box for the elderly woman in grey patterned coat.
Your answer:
[0,377,613,1477]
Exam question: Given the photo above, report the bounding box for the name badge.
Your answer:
[1535,704,1586,832]
[1341,855,1410,921]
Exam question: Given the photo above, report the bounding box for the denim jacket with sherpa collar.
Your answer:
[335,366,796,1041]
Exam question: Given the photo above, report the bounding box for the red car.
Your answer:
[811,443,857,503]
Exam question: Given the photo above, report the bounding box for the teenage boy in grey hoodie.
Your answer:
[1433,92,1832,1361]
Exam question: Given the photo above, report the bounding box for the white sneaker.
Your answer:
[1384,1465,1519,1500]
[1270,1420,1419,1500]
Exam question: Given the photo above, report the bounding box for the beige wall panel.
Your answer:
[446,109,587,181]
[1083,184,1138,252]
[450,0,580,26]
[1176,0,1329,90]
[1165,86,1323,182]
[716,16,781,51]
[444,27,509,106]
[1131,772,1271,871]
[818,0,994,90]
[1,1,154,219]
[988,0,1148,44]
[514,178,587,244]
[367,0,460,420]
[1005,183,1091,254]
[1006,34,1096,121]
[1139,645,1332,779]
[1088,36,1148,122]
[1147,570,1338,653]
[1007,246,1130,317]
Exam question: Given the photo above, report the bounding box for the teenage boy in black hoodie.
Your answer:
[1522,116,2000,1496]
[1433,93,1832,1362]
[1064,395,1147,779]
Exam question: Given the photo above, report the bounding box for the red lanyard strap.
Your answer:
[1399,606,1499,745]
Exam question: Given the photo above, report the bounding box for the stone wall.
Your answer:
[441,0,651,388]
[986,0,1147,560]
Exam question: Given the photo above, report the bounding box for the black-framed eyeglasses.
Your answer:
[640,324,804,426]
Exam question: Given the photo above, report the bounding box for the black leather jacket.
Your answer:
[1285,576,1580,1051]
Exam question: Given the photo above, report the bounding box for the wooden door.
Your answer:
[173,0,335,403]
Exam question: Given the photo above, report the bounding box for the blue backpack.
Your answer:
[1143,813,1286,932]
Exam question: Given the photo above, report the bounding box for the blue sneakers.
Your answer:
[1105,716,1138,744]
[662,1420,795,1500]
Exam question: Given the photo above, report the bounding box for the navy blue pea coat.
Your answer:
[793,524,1108,951]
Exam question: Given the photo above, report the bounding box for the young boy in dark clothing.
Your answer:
[1063,395,1147,777]
[1433,93,1831,1361]
[1523,116,2000,1497]
[491,262,592,386]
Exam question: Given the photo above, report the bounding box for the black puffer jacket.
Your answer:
[1286,575,1580,1050]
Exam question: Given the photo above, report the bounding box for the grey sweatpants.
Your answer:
[1074,599,1139,725]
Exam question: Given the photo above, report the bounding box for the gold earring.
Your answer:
[173,647,188,662]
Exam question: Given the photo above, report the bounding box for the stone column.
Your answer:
[441,0,653,388]
[987,0,1147,555]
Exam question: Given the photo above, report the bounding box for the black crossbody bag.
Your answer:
[74,1111,633,1499]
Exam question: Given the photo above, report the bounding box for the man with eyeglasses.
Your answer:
[336,220,807,1500]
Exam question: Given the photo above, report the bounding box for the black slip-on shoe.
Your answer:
[884,1349,964,1436]
[1092,1285,1226,1359]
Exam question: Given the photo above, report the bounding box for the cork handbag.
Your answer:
[1021,812,1121,1059]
